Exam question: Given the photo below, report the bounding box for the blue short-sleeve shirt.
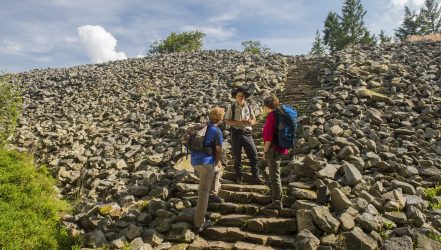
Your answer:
[191,123,223,166]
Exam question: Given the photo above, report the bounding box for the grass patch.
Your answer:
[427,232,441,244]
[383,220,395,230]
[0,74,21,146]
[0,75,79,249]
[423,186,441,209]
[0,149,73,249]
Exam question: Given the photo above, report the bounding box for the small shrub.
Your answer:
[423,186,441,200]
[423,186,441,209]
[0,149,71,249]
[427,231,441,243]
[383,220,395,230]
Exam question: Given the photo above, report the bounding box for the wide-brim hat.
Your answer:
[231,86,251,98]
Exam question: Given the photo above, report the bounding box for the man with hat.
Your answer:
[225,86,264,184]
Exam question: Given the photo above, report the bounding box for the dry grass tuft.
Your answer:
[406,34,441,42]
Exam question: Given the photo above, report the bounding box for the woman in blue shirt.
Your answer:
[192,107,225,233]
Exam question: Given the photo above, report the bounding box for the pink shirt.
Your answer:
[262,111,289,155]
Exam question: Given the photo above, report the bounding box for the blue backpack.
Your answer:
[275,104,298,149]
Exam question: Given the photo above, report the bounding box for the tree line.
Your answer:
[147,31,270,56]
[309,0,441,56]
[146,0,440,57]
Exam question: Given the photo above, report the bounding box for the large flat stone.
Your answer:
[344,227,378,250]
[343,162,362,186]
[311,206,340,233]
[330,188,353,210]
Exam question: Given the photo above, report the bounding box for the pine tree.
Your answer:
[395,6,419,41]
[360,30,377,46]
[341,0,369,44]
[419,0,441,34]
[309,30,326,56]
[323,0,374,53]
[379,30,392,44]
[323,12,343,53]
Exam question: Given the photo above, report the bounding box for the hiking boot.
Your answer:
[209,195,225,203]
[236,175,243,184]
[251,176,265,185]
[264,201,283,210]
[193,219,213,234]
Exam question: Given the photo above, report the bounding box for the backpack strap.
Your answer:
[232,102,236,121]
[273,109,280,145]
[206,123,220,156]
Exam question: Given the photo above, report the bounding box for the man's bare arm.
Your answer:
[214,145,222,166]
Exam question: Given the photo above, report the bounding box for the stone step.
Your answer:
[286,78,319,83]
[187,237,233,250]
[218,189,295,207]
[244,217,297,235]
[222,172,290,186]
[207,202,297,218]
[176,178,274,193]
[201,226,296,249]
[218,189,272,205]
[221,183,270,194]
[215,214,253,227]
[214,214,297,235]
[224,159,292,168]
[189,237,277,250]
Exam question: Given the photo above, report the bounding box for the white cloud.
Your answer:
[209,11,240,23]
[182,25,236,41]
[77,25,127,63]
[2,40,22,52]
[390,0,425,7]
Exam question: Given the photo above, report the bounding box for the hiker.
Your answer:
[225,86,264,184]
[258,95,289,210]
[191,106,225,233]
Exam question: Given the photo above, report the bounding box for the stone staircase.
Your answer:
[179,58,323,249]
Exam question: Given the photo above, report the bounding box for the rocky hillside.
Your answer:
[285,41,441,249]
[7,41,441,249]
[9,50,292,248]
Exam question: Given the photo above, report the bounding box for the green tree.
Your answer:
[419,0,441,34]
[379,30,392,44]
[309,30,326,56]
[323,0,374,53]
[395,6,420,41]
[241,40,271,54]
[323,12,343,53]
[340,0,375,46]
[148,31,205,55]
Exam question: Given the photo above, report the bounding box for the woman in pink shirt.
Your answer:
[258,95,289,210]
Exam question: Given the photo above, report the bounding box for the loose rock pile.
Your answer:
[287,41,441,249]
[6,41,441,249]
[9,50,290,249]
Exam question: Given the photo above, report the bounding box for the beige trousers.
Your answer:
[193,164,222,228]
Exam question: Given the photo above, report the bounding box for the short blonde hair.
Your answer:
[209,106,225,123]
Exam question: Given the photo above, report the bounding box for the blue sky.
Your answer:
[0,0,430,72]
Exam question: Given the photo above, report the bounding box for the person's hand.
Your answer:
[242,119,252,125]
[214,162,223,172]
[261,152,267,161]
